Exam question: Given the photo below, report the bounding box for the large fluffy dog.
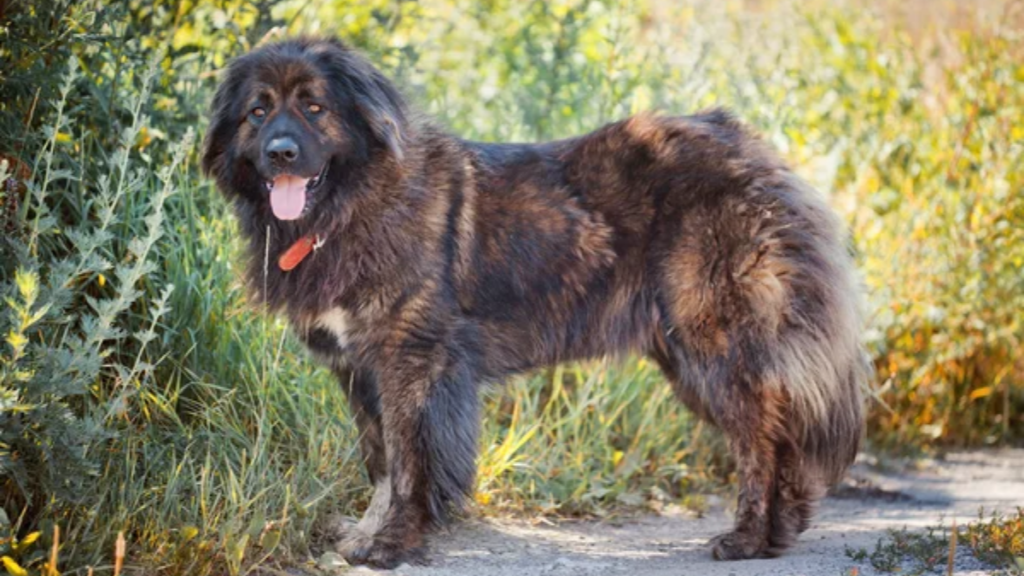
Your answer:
[203,37,865,568]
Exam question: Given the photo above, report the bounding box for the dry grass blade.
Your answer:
[114,532,125,576]
[947,518,957,576]
[48,524,60,576]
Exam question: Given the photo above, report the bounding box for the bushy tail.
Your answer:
[769,356,866,553]
[773,172,867,486]
[800,359,867,485]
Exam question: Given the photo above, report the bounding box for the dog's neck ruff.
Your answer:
[279,233,325,271]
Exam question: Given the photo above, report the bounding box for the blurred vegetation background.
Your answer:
[0,0,1021,573]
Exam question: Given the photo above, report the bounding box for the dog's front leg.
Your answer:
[339,333,479,569]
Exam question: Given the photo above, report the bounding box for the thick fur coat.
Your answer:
[202,37,866,568]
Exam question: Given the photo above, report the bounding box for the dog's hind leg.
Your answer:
[707,384,788,560]
[767,438,825,554]
[650,327,787,560]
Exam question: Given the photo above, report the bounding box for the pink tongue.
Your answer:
[269,175,309,220]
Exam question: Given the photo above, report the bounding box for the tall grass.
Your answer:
[0,0,1021,574]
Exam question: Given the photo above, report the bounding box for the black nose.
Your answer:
[266,137,299,164]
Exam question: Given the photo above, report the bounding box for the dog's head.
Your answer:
[202,38,407,221]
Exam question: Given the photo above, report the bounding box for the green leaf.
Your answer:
[260,528,280,551]
[246,511,265,540]
[233,533,249,566]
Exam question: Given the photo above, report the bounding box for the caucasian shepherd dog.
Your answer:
[203,37,865,568]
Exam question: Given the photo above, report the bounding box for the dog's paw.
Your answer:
[709,531,769,560]
[322,512,359,542]
[338,531,425,569]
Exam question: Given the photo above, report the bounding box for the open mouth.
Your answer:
[264,162,328,221]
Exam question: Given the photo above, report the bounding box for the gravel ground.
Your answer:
[332,449,1024,576]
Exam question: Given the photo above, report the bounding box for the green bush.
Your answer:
[0,46,195,555]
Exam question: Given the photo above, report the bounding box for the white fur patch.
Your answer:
[356,477,391,534]
[315,307,352,350]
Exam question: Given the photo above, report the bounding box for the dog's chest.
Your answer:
[315,307,352,347]
[298,307,355,358]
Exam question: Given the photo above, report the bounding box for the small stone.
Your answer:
[544,556,573,572]
[317,551,348,571]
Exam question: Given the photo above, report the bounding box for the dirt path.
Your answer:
[343,449,1024,576]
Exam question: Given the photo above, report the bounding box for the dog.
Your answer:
[202,37,865,568]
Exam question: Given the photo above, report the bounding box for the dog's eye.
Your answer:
[251,107,266,118]
[307,103,322,114]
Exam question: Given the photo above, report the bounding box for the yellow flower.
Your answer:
[2,556,28,576]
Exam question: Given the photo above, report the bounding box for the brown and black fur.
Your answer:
[202,37,866,568]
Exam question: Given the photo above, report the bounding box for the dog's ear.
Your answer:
[317,42,409,161]
[202,61,246,178]
[354,82,407,162]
